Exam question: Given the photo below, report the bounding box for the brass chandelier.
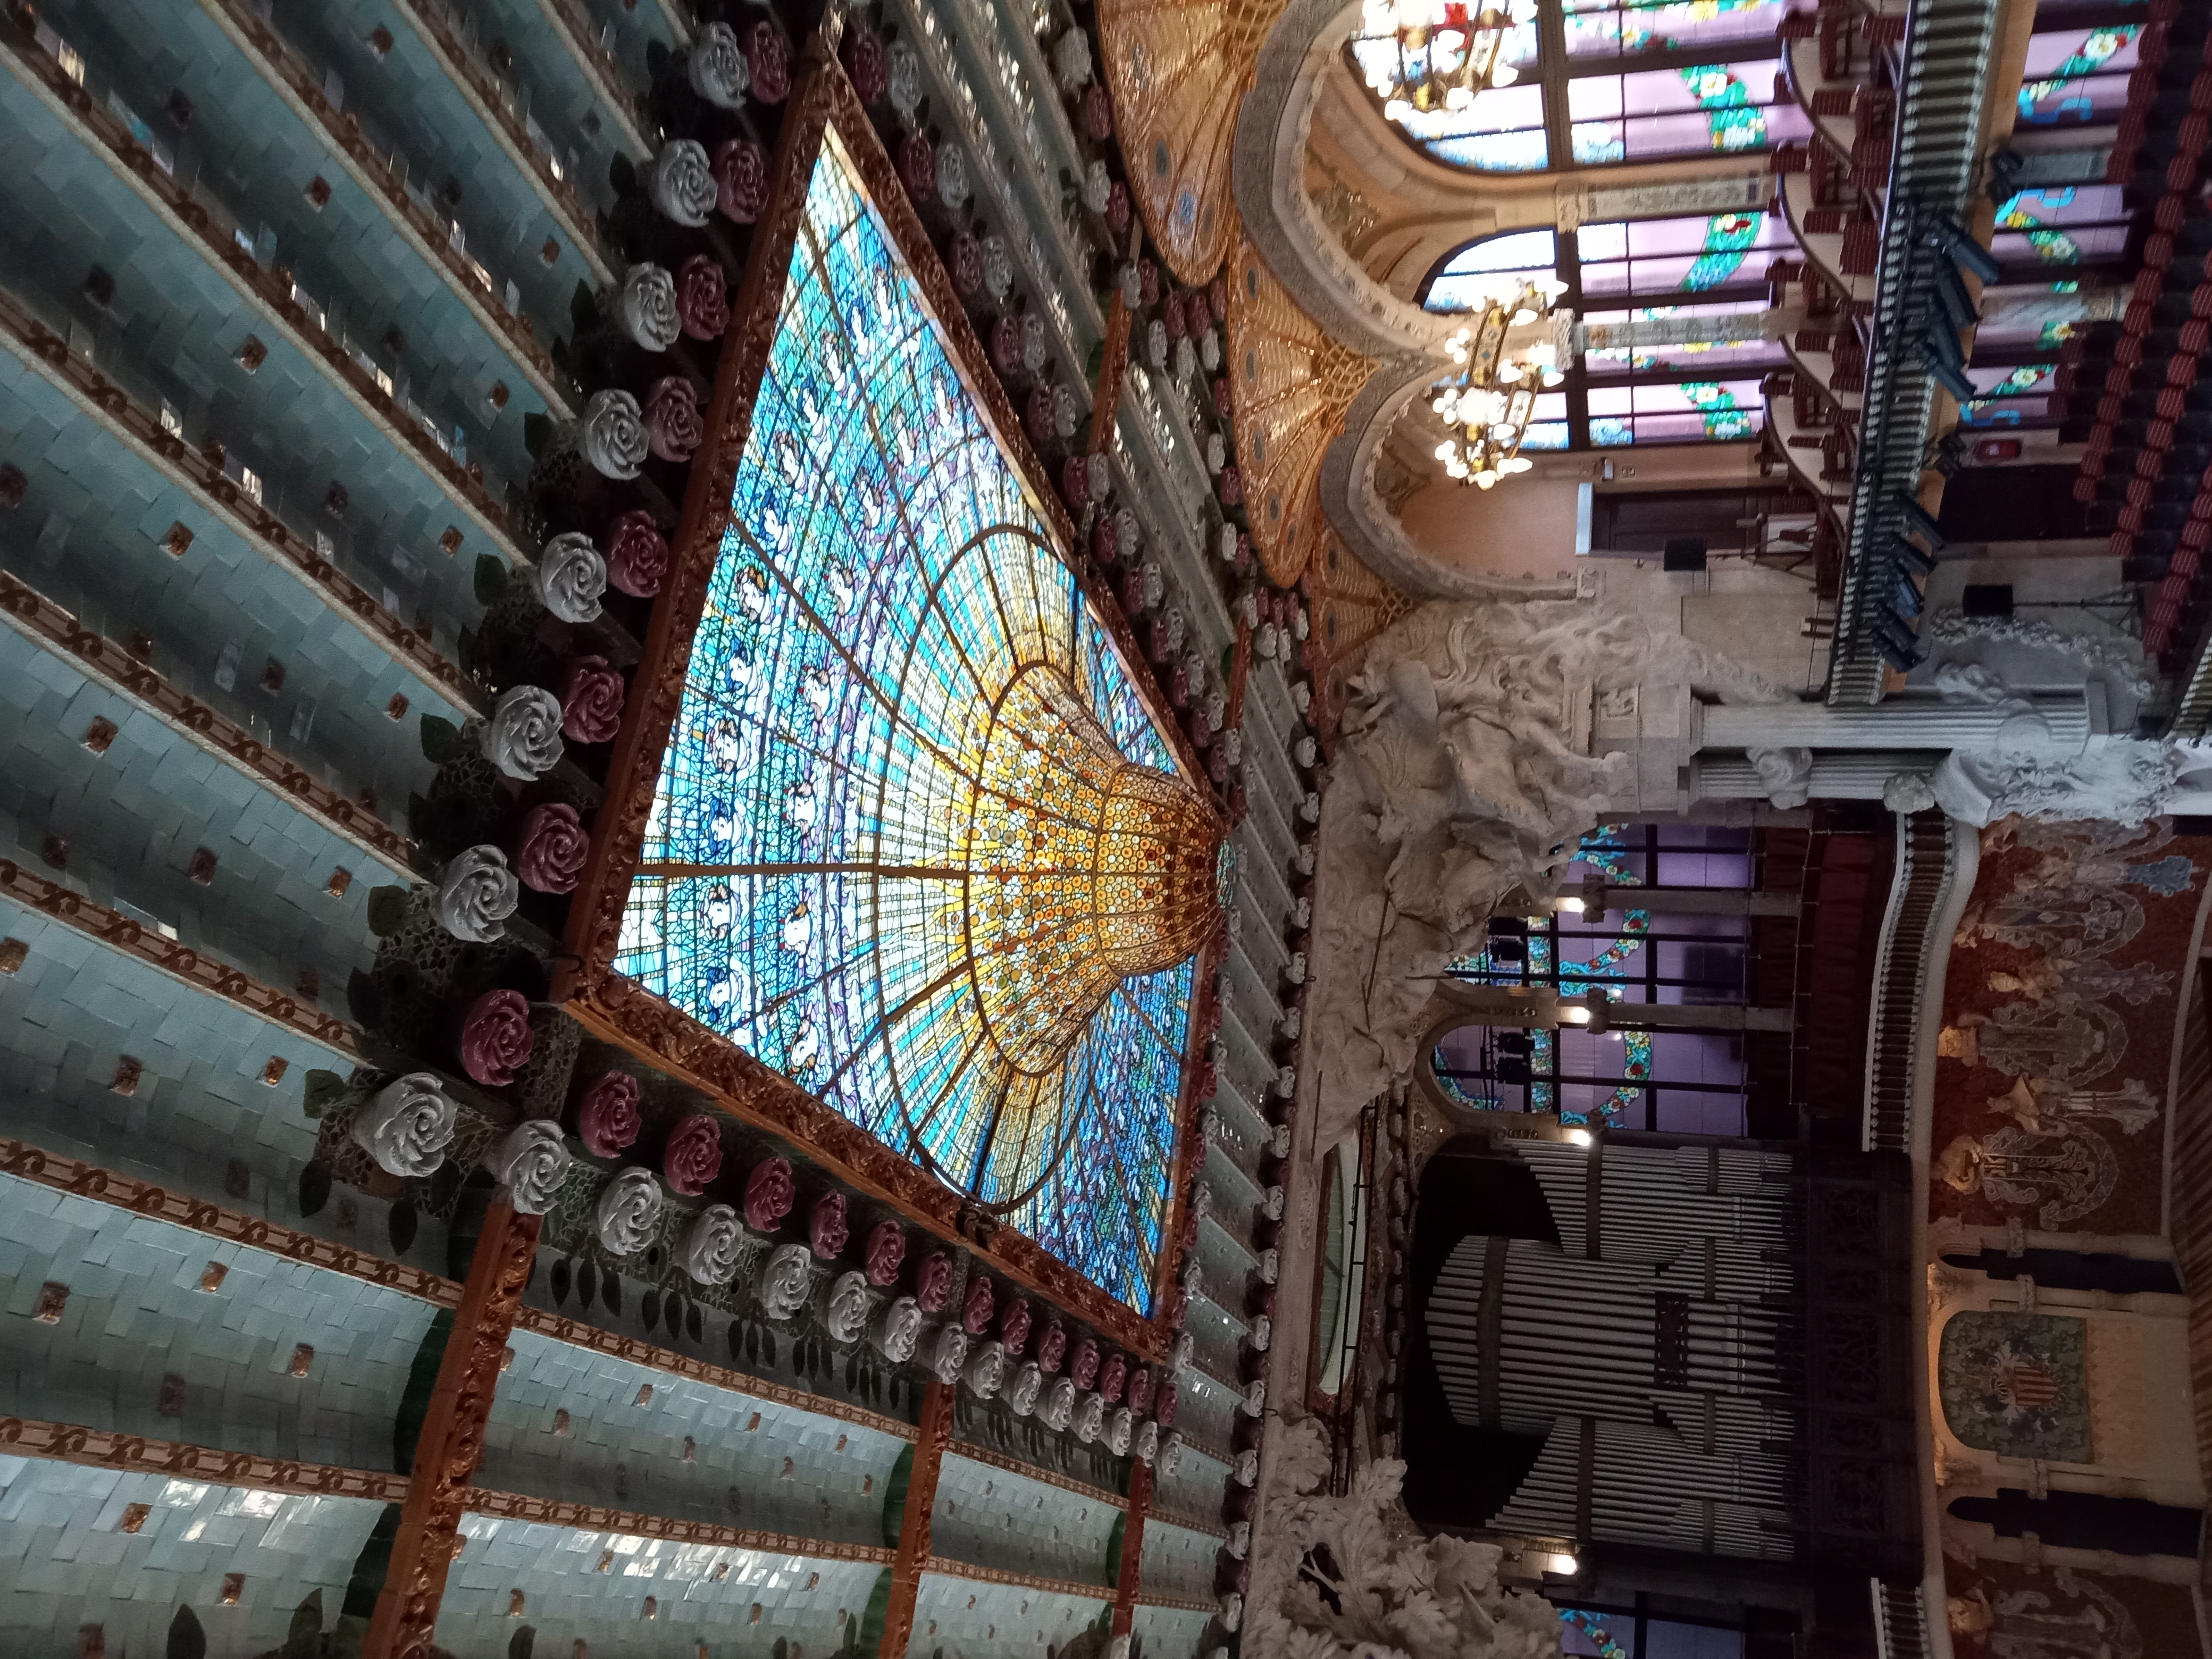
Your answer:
[1355,0,1521,121]
[1432,279,1568,489]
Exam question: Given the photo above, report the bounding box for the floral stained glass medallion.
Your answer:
[616,128,1220,1312]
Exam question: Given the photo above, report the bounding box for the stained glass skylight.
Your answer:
[615,128,1219,1312]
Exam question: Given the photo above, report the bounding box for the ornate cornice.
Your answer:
[460,1487,896,1562]
[0,859,361,1055]
[923,1556,1112,1603]
[0,21,523,559]
[0,289,483,713]
[1229,0,1452,357]
[1317,355,1587,601]
[0,571,414,873]
[0,1415,412,1502]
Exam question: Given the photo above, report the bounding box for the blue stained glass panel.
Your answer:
[616,128,1214,1312]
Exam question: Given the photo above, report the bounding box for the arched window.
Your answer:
[1352,0,1811,173]
[1424,214,1793,446]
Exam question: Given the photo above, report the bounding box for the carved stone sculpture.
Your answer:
[1247,1417,1562,1659]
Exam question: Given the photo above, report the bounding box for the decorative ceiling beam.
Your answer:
[0,1414,410,1502]
[877,1379,957,1656]
[1112,1461,1154,1637]
[363,1197,541,1659]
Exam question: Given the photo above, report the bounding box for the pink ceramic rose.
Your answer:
[743,1155,795,1231]
[961,1273,994,1336]
[1069,1337,1100,1392]
[1127,1364,1154,1416]
[898,130,936,203]
[559,655,625,744]
[1155,1379,1178,1427]
[644,375,702,464]
[989,315,1023,376]
[1163,1285,1189,1330]
[745,22,788,103]
[674,255,728,342]
[1097,1352,1126,1404]
[1036,1320,1067,1375]
[713,138,766,224]
[809,1189,849,1259]
[604,509,669,598]
[915,1250,953,1313]
[1081,83,1113,141]
[998,1297,1032,1357]
[460,988,533,1087]
[863,1218,906,1286]
[515,801,588,894]
[576,1070,641,1156]
[843,28,887,105]
[1218,465,1242,507]
[662,1113,723,1196]
[946,231,983,297]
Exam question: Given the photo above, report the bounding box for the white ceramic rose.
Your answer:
[686,22,749,107]
[1159,1430,1184,1476]
[533,532,609,624]
[438,845,518,943]
[1249,1316,1273,1354]
[1133,1420,1159,1467]
[648,139,717,227]
[581,388,649,480]
[682,1203,745,1286]
[926,1323,969,1385]
[615,263,680,353]
[1072,1390,1106,1445]
[1105,1406,1133,1457]
[482,1119,570,1213]
[872,1295,923,1363]
[961,1338,1007,1400]
[595,1166,664,1255]
[757,1241,814,1322]
[1242,1379,1267,1417]
[1041,1376,1076,1432]
[820,1269,872,1344]
[353,1073,456,1177]
[1006,1361,1043,1418]
[481,685,565,781]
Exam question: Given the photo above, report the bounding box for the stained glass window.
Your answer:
[1424,216,1787,447]
[2016,25,2139,124]
[1356,0,1800,171]
[616,128,1219,1312]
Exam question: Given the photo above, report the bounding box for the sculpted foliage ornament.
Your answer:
[1250,1418,1560,1659]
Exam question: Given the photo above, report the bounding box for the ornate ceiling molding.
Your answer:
[1318,356,1585,602]
[1230,0,1456,359]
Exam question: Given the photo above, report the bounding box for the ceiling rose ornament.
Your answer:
[1430,276,1571,489]
[1355,0,1521,122]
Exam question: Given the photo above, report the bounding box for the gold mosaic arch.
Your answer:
[1097,0,1287,286]
[1304,523,1410,743]
[1225,234,1377,587]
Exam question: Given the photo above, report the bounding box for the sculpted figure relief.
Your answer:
[1312,598,1783,1124]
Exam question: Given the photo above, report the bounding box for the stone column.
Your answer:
[1692,751,1943,801]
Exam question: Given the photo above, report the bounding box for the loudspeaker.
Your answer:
[1662,536,1707,572]
[1962,583,2013,618]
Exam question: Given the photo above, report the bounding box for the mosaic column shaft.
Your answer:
[363,1197,541,1659]
[877,1379,956,1656]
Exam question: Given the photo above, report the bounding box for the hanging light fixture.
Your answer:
[1431,278,1569,489]
[1355,0,1521,123]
